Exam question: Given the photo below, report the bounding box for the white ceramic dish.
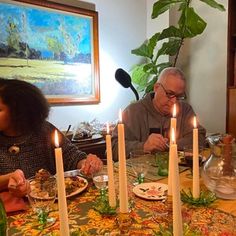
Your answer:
[133,182,168,200]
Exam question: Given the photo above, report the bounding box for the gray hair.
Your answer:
[158,67,186,83]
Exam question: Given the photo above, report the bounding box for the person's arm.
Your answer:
[112,125,145,161]
[57,128,103,175]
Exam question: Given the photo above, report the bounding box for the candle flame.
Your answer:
[193,116,197,128]
[171,128,176,144]
[106,122,110,134]
[119,109,122,123]
[55,130,59,148]
[173,104,176,118]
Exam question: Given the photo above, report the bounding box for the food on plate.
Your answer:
[64,176,87,196]
[35,169,51,181]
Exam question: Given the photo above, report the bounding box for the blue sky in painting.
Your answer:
[0,1,92,56]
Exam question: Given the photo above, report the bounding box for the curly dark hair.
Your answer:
[0,78,50,134]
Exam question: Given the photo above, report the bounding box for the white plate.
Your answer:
[133,182,168,200]
[64,176,88,198]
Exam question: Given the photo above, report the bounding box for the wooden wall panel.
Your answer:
[228,88,236,137]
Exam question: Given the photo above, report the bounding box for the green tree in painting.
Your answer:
[21,12,29,66]
[59,24,77,63]
[6,17,21,54]
[46,37,63,60]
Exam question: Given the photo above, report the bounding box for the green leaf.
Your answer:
[131,42,152,58]
[199,0,225,11]
[159,26,182,40]
[148,33,161,52]
[131,65,150,91]
[157,39,182,57]
[152,0,184,19]
[179,7,207,38]
[143,63,156,73]
[131,33,160,59]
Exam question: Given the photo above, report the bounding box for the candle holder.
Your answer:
[116,211,133,234]
[180,188,216,206]
[93,192,117,215]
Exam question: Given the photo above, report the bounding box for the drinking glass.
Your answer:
[155,152,169,176]
[27,176,57,228]
[129,150,150,185]
[92,168,109,196]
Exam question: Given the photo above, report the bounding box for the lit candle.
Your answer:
[168,103,177,195]
[106,123,116,208]
[170,128,183,235]
[192,116,200,198]
[170,103,177,134]
[118,109,129,213]
[54,130,70,236]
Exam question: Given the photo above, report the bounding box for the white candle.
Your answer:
[168,103,177,195]
[171,128,183,236]
[170,103,177,134]
[193,116,200,198]
[54,130,70,236]
[118,109,129,213]
[106,123,116,208]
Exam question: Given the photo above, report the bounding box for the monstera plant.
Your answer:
[131,0,225,95]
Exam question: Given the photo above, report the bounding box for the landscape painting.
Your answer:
[0,0,100,104]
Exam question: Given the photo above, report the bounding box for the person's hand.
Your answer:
[80,154,103,176]
[8,169,29,197]
[143,133,169,152]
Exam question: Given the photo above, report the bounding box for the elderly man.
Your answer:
[112,67,206,161]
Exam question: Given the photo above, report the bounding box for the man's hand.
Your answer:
[143,133,168,152]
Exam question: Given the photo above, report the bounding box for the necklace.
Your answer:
[5,133,33,155]
[8,145,20,154]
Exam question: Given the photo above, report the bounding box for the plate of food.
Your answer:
[33,169,88,198]
[63,170,88,198]
[133,182,168,200]
[64,175,88,198]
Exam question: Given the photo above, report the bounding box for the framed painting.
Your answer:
[0,0,100,104]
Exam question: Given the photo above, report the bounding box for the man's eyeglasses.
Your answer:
[158,83,187,101]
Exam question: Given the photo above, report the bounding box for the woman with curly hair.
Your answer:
[0,78,102,197]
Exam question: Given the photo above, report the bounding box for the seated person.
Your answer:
[0,78,103,197]
[112,67,206,161]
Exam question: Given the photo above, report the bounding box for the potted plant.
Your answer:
[131,0,225,96]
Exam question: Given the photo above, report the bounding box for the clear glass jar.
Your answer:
[202,143,236,199]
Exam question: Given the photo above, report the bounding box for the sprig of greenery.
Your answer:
[93,195,117,215]
[154,223,201,236]
[37,209,49,228]
[181,189,216,206]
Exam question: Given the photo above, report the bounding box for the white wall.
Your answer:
[184,0,228,134]
[48,0,146,130]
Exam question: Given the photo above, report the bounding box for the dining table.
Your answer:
[6,154,236,236]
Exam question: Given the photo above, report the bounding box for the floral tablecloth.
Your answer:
[7,167,236,236]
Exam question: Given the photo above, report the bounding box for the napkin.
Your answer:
[0,191,27,213]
